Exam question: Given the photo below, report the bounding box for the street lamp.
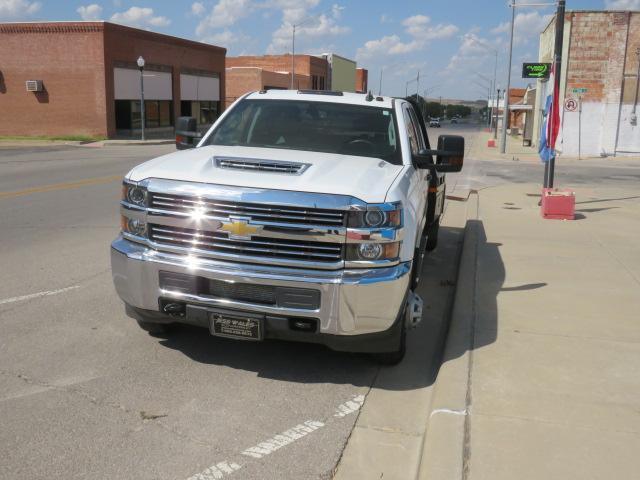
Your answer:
[137,55,146,141]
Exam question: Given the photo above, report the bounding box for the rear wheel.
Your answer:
[411,235,427,290]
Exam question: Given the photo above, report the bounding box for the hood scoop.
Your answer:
[215,156,310,175]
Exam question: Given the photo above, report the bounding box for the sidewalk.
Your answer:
[469,129,640,163]
[419,182,640,479]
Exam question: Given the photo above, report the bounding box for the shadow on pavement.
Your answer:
[439,220,502,367]
[156,224,484,391]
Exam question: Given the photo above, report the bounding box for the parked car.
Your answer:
[429,117,441,128]
[451,118,458,124]
[112,90,464,364]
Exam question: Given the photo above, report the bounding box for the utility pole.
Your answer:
[500,2,516,153]
[546,0,566,189]
[631,47,640,125]
[291,25,296,89]
[495,89,501,140]
[378,68,383,96]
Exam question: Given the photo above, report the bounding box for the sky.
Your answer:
[1,0,638,100]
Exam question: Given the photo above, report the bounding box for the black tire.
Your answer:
[371,320,406,365]
[136,319,169,335]
[411,235,427,290]
[426,218,440,251]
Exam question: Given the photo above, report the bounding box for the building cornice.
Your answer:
[0,22,104,34]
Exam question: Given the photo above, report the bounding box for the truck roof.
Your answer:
[244,89,395,109]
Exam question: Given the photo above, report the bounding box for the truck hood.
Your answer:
[126,145,405,204]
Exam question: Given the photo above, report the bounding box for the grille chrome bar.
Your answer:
[149,193,346,227]
[149,224,343,264]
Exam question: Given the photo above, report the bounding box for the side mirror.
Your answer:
[435,135,464,172]
[175,116,201,150]
[412,135,464,172]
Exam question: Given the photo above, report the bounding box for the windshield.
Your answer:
[204,99,401,164]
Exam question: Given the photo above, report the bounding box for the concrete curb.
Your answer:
[416,192,479,480]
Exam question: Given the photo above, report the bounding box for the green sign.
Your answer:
[522,63,551,79]
[572,87,588,94]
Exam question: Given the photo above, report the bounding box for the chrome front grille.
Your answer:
[148,224,344,264]
[149,193,346,228]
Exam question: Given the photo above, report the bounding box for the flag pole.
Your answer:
[547,0,566,189]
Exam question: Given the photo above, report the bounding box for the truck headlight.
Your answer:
[122,182,147,206]
[347,204,402,228]
[346,242,400,262]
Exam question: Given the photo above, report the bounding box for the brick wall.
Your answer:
[562,11,640,155]
[225,68,310,107]
[0,23,108,137]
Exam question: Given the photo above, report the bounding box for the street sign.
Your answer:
[564,98,578,112]
[522,63,551,79]
[571,87,588,94]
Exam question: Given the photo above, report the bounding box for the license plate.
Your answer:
[210,313,263,341]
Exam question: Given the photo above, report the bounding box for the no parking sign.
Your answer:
[564,98,578,112]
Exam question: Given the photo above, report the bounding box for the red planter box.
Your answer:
[541,188,575,220]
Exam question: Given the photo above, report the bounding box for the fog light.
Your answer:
[358,243,383,260]
[122,216,146,236]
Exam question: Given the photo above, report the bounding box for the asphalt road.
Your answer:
[0,141,463,480]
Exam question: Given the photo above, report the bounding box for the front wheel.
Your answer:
[426,218,440,251]
[371,310,407,365]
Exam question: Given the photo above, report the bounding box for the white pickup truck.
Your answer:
[111,90,463,364]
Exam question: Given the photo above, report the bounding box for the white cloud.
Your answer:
[196,0,254,35]
[266,2,350,54]
[77,4,103,21]
[191,2,206,16]
[110,6,171,28]
[0,0,41,19]
[491,11,552,45]
[201,29,250,46]
[357,14,458,61]
[380,13,391,24]
[605,0,640,8]
[445,32,499,74]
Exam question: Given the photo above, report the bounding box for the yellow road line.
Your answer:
[0,175,122,199]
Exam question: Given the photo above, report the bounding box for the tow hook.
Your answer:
[405,291,424,329]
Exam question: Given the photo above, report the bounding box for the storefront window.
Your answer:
[115,100,173,130]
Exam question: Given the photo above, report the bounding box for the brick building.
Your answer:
[0,22,225,138]
[226,53,366,102]
[507,87,528,131]
[533,10,640,156]
[227,54,329,90]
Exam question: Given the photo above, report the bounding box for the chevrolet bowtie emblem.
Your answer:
[220,218,261,240]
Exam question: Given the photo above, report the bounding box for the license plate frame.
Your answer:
[209,310,264,341]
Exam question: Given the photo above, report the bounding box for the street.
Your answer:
[2,126,640,479]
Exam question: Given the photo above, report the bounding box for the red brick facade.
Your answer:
[225,68,310,107]
[355,68,368,93]
[0,22,226,138]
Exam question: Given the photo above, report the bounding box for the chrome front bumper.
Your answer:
[111,237,410,336]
